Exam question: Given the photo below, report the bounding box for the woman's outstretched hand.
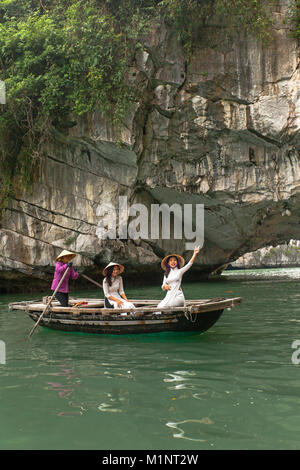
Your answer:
[194,246,201,255]
[190,245,201,264]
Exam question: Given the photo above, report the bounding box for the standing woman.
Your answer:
[157,246,201,311]
[102,262,135,313]
[51,250,80,307]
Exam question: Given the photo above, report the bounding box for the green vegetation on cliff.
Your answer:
[0,0,288,212]
[291,0,300,38]
[0,0,139,211]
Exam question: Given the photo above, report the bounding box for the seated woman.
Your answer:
[102,262,135,314]
[156,246,200,311]
[51,250,80,307]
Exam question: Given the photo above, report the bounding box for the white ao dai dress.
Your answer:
[157,262,192,309]
[103,276,135,313]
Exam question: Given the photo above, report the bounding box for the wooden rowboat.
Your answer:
[9,296,242,335]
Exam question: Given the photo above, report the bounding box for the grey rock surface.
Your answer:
[1,0,299,291]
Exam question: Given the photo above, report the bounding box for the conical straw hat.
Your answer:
[161,253,185,271]
[102,262,125,276]
[56,250,76,261]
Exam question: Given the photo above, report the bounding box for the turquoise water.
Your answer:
[1,267,300,450]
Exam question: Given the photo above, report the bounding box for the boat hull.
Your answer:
[28,309,224,335]
[9,297,242,336]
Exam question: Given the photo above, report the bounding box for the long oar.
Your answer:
[28,266,70,339]
[81,274,102,289]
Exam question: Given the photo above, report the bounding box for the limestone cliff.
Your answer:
[232,240,300,269]
[0,0,299,291]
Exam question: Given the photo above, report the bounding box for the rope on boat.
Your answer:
[184,306,197,323]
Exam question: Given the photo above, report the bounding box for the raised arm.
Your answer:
[179,246,201,275]
[189,246,201,264]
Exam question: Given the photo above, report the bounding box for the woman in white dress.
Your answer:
[157,246,201,311]
[102,262,135,314]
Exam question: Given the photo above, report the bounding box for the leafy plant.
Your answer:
[0,0,137,207]
[159,0,274,53]
[289,0,300,38]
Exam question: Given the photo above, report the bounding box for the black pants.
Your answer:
[105,297,114,308]
[55,292,69,307]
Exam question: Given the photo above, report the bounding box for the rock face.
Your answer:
[0,0,300,291]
